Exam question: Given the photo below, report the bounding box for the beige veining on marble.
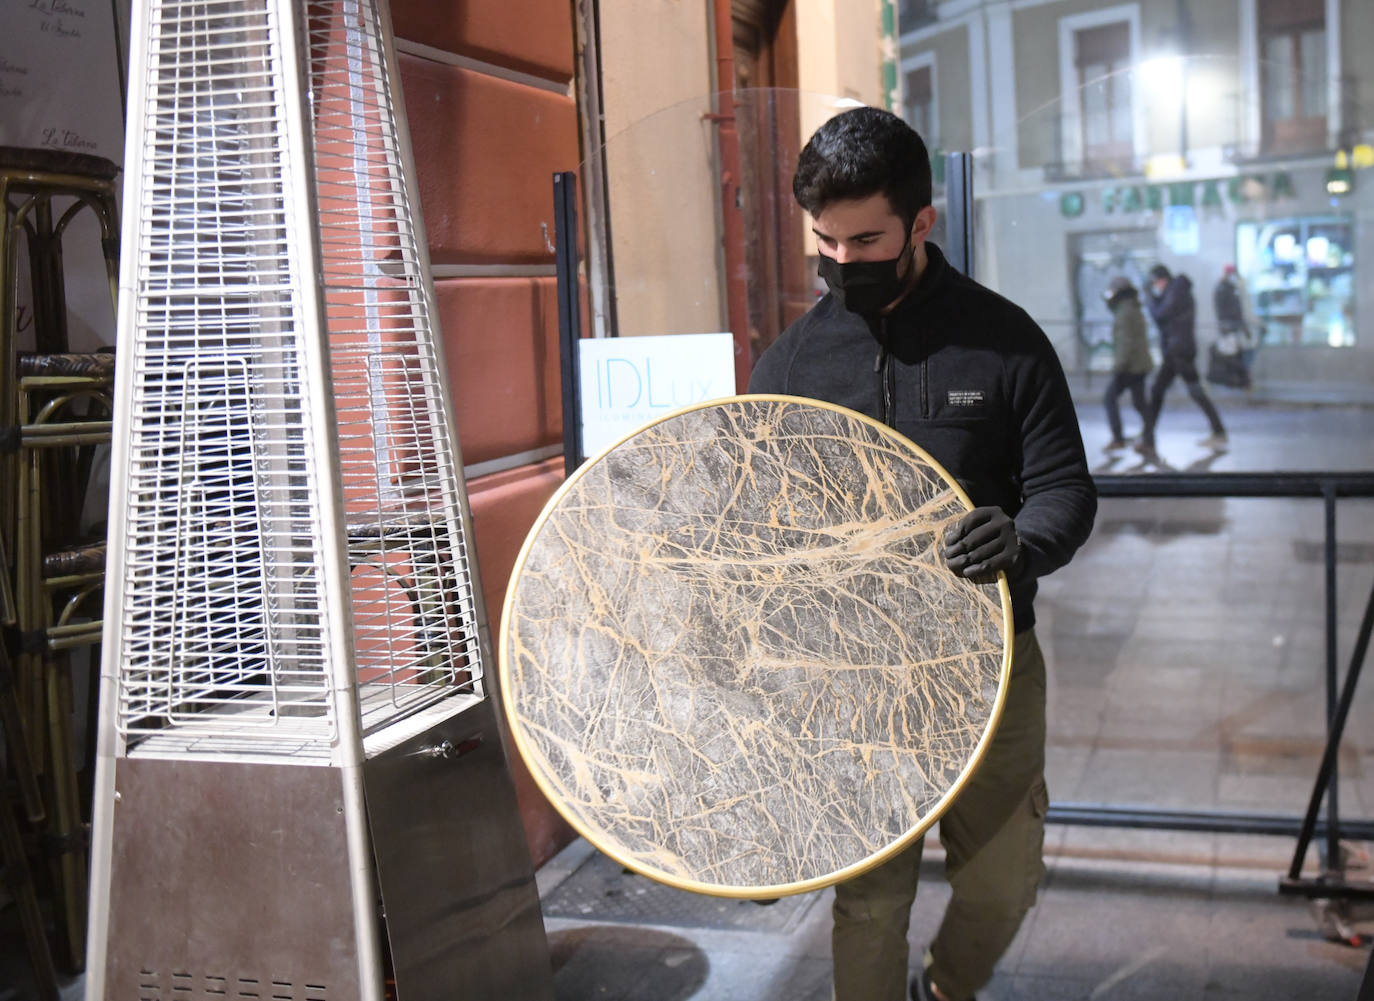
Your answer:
[504,398,1007,894]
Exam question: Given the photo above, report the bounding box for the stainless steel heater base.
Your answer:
[365,698,552,999]
[102,698,552,1001]
[104,757,366,1000]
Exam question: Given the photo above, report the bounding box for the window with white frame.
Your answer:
[904,65,934,140]
[1057,5,1142,175]
[1075,21,1133,167]
[1259,0,1327,152]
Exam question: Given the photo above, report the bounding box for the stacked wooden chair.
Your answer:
[0,145,120,999]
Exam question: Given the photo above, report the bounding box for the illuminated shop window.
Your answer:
[1236,216,1354,347]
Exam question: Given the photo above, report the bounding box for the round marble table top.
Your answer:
[500,396,1011,897]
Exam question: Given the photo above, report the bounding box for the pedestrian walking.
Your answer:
[1141,264,1228,452]
[1207,264,1253,390]
[1101,276,1152,451]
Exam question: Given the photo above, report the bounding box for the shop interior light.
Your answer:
[1326,167,1353,195]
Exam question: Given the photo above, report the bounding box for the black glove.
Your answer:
[942,506,1021,585]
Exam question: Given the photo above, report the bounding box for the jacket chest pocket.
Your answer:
[898,416,1008,498]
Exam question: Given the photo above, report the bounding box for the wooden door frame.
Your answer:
[731,0,808,359]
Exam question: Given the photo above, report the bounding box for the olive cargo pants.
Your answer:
[832,630,1049,1001]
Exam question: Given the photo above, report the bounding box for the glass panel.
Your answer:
[1300,28,1327,117]
[577,16,1374,869]
[905,99,930,139]
[1079,60,1131,162]
[1303,219,1354,346]
[556,1,1374,906]
[1109,70,1132,146]
[1080,63,1109,150]
[1262,34,1295,121]
[904,67,932,138]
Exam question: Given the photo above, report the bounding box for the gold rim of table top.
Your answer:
[499,394,1014,899]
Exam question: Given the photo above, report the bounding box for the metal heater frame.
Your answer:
[86,2,550,998]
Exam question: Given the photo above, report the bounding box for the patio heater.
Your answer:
[85,2,551,998]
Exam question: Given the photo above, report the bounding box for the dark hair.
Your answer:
[1149,264,1171,281]
[792,107,932,228]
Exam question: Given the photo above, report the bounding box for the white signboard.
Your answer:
[1161,204,1200,257]
[0,1,124,157]
[578,333,737,459]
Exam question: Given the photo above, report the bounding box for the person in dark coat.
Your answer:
[1141,264,1227,452]
[1213,265,1248,338]
[1102,276,1152,451]
[750,106,1096,1001]
[1208,264,1254,389]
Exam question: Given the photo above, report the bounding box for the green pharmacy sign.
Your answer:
[1061,170,1297,218]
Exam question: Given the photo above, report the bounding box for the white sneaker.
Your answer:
[1198,432,1229,449]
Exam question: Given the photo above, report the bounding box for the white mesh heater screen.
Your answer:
[306,1,483,735]
[113,0,482,757]
[117,0,336,753]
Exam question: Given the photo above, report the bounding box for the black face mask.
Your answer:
[817,239,913,316]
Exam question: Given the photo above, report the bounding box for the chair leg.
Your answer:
[80,640,102,827]
[20,431,87,972]
[44,648,85,972]
[16,440,47,782]
[0,641,45,825]
[95,191,120,319]
[1,179,18,573]
[0,164,119,996]
[30,198,70,357]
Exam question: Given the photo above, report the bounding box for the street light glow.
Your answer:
[1138,55,1184,106]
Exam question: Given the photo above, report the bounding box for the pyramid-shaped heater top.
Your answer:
[107,0,482,762]
[85,7,553,998]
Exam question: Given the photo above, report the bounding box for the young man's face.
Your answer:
[1152,276,1168,295]
[812,193,936,269]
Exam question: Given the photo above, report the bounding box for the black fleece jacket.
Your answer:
[1145,274,1197,361]
[748,242,1096,631]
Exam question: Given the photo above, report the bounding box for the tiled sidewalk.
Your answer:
[539,829,1372,1000]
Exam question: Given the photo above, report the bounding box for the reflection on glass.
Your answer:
[578,40,1371,472]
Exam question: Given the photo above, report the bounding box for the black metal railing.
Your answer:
[1051,472,1374,902]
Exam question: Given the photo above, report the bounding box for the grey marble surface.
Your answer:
[504,398,1007,894]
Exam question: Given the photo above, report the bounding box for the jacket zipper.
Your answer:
[921,351,928,419]
[875,316,895,426]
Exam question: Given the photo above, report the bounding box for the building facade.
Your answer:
[391,0,897,865]
[32,0,904,873]
[900,0,1374,391]
[586,0,893,366]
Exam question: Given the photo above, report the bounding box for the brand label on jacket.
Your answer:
[947,390,985,407]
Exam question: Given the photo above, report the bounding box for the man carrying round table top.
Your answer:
[748,106,1097,1001]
